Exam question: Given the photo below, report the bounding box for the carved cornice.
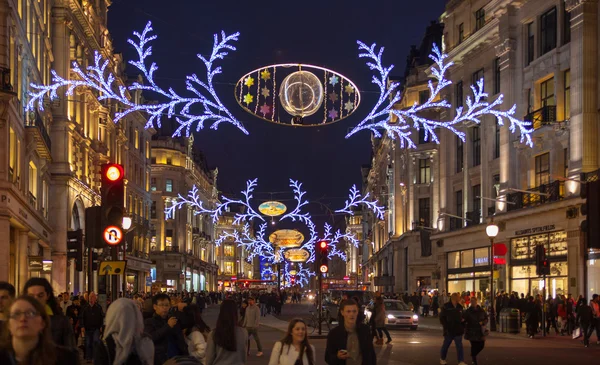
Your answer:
[495,38,516,57]
[566,0,598,12]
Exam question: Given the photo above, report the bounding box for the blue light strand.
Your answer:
[335,185,385,220]
[26,21,247,137]
[346,42,534,148]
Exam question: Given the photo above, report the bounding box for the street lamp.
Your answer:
[122,216,133,230]
[486,221,499,331]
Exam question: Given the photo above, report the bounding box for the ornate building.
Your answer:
[215,209,253,291]
[149,134,218,292]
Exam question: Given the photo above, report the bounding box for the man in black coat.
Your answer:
[325,299,376,365]
[144,293,188,365]
[439,293,466,365]
[81,292,104,362]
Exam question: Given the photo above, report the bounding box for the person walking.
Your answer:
[0,295,79,365]
[81,292,104,363]
[373,297,392,345]
[524,296,540,339]
[93,298,155,364]
[590,294,600,345]
[575,297,594,347]
[325,299,376,365]
[421,292,431,317]
[205,299,248,365]
[23,278,75,349]
[144,293,188,365]
[463,297,488,365]
[439,293,467,365]
[242,297,263,356]
[268,318,315,365]
[183,304,211,363]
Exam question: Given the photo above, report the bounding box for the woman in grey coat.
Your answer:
[205,300,248,365]
[462,297,488,365]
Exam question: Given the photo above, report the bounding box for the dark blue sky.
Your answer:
[108,0,446,224]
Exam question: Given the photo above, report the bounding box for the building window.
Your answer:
[455,190,463,217]
[165,179,173,192]
[419,89,430,105]
[527,88,534,113]
[418,158,431,184]
[224,244,235,257]
[540,77,555,108]
[151,201,157,219]
[28,161,38,199]
[456,81,463,108]
[458,23,464,44]
[418,198,430,228]
[494,124,500,159]
[535,153,550,187]
[456,137,463,173]
[151,157,156,164]
[527,22,535,65]
[472,126,481,166]
[418,128,427,144]
[146,140,150,159]
[165,229,173,247]
[493,57,501,95]
[134,129,139,149]
[563,9,571,44]
[564,70,570,119]
[150,178,157,191]
[540,7,557,55]
[166,157,172,165]
[475,8,485,31]
[472,184,481,218]
[564,148,568,177]
[472,69,484,93]
[224,262,234,275]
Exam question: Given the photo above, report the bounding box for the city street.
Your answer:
[201,303,600,365]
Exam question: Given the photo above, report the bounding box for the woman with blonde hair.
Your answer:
[0,295,79,364]
[93,298,154,365]
[268,318,315,365]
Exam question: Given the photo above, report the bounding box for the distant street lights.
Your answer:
[486,221,499,332]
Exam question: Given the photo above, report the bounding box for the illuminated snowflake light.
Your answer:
[346,42,534,148]
[27,21,246,137]
[167,178,384,288]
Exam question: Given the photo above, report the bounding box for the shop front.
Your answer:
[446,246,492,298]
[587,249,600,301]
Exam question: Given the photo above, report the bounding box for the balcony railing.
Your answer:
[507,180,564,211]
[465,209,480,227]
[448,217,463,231]
[0,67,13,92]
[524,105,556,130]
[488,206,496,216]
[25,110,52,155]
[164,245,179,253]
[28,192,37,209]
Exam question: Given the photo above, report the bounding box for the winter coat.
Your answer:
[576,304,594,326]
[325,323,376,365]
[374,305,386,328]
[50,313,76,348]
[144,314,189,365]
[463,305,488,342]
[439,302,465,337]
[94,334,150,365]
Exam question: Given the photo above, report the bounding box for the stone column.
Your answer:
[0,215,10,282]
[566,0,599,174]
[17,231,29,293]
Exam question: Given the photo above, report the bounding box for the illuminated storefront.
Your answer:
[446,247,491,296]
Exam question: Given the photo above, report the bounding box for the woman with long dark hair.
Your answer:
[23,278,75,348]
[205,299,247,365]
[268,318,315,365]
[373,297,392,345]
[0,295,79,365]
[183,304,211,363]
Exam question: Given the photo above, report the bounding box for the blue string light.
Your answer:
[346,42,534,148]
[26,21,247,137]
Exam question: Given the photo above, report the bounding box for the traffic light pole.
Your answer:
[88,246,94,294]
[111,245,119,302]
[318,272,322,335]
[542,273,546,337]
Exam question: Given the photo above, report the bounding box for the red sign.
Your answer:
[493,257,507,265]
[343,276,350,280]
[103,226,123,246]
[231,276,237,281]
[493,243,507,256]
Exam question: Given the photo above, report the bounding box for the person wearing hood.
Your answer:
[23,278,75,349]
[94,298,155,364]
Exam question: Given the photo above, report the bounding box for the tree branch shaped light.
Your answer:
[346,42,534,148]
[27,21,247,137]
[335,185,385,220]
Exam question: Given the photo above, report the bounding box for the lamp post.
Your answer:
[486,221,499,332]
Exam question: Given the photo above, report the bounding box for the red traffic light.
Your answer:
[104,164,123,182]
[319,240,328,249]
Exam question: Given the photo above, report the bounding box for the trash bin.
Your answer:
[505,308,520,334]
[498,308,509,333]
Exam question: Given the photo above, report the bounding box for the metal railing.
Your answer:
[524,105,556,130]
[506,180,564,211]
[25,111,52,152]
[164,246,179,253]
[465,209,480,226]
[448,217,463,231]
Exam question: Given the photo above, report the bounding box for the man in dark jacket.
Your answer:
[576,297,594,347]
[325,299,376,365]
[81,292,104,362]
[144,293,188,365]
[439,293,466,365]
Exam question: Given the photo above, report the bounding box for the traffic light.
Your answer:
[91,251,100,271]
[290,276,296,285]
[581,179,600,249]
[535,245,550,276]
[317,240,328,274]
[67,229,83,271]
[101,163,124,246]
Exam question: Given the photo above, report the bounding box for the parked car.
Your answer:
[365,299,418,330]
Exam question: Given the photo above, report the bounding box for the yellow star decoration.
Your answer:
[260,69,271,81]
[244,76,255,87]
[344,84,355,95]
[243,93,254,105]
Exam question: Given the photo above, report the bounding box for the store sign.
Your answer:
[515,225,555,236]
[474,257,489,265]
[29,256,44,271]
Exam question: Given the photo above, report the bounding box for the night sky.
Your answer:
[108,0,446,228]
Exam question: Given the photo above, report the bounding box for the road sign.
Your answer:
[98,260,126,275]
[103,225,123,245]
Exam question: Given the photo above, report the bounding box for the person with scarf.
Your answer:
[22,278,75,349]
[94,298,154,364]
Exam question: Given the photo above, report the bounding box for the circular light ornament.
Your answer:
[258,201,287,217]
[269,229,304,248]
[106,165,122,181]
[279,71,323,117]
[235,64,360,127]
[284,248,310,263]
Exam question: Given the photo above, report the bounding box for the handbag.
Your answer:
[572,327,582,339]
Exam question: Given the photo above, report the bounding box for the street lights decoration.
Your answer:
[166,178,384,288]
[486,221,499,332]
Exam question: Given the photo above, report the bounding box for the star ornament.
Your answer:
[260,69,271,81]
[261,87,270,98]
[344,101,354,112]
[328,108,338,120]
[329,75,339,87]
[243,93,254,105]
[329,92,338,103]
[344,84,355,95]
[260,103,271,116]
[244,76,255,87]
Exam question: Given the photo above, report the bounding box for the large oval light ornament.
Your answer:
[258,201,287,217]
[284,248,310,263]
[235,64,360,127]
[269,229,304,248]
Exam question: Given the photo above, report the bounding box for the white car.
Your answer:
[365,299,418,330]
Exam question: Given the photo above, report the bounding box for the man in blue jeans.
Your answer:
[81,292,104,362]
[439,293,467,365]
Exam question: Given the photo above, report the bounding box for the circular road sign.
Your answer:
[319,264,328,273]
[103,226,123,246]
